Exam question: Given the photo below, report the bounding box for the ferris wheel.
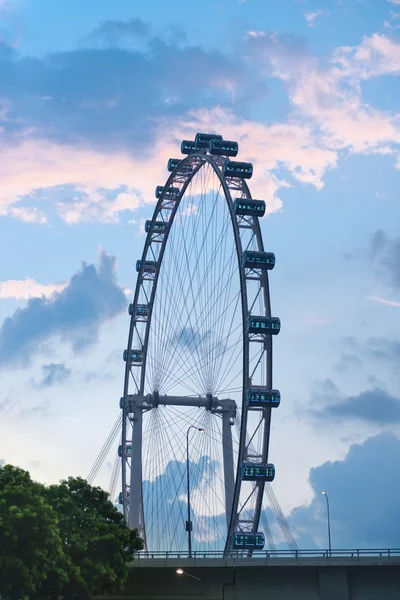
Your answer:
[120,134,282,554]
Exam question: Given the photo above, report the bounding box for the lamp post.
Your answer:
[186,425,204,558]
[322,491,332,556]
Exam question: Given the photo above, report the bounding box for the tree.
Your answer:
[0,464,69,600]
[43,477,143,600]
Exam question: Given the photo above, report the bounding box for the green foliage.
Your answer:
[0,466,143,600]
[0,464,69,600]
[44,477,143,599]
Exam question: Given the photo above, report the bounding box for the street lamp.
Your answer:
[322,491,332,556]
[176,568,201,581]
[186,425,204,558]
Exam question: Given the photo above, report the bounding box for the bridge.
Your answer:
[95,550,400,600]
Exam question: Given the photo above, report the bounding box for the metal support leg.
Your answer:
[129,403,143,533]
[222,411,235,530]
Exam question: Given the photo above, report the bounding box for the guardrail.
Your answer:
[135,548,400,560]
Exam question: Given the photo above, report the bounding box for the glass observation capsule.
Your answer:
[123,349,143,363]
[129,304,149,318]
[194,132,223,148]
[145,220,168,233]
[209,139,238,157]
[240,463,275,482]
[223,160,253,179]
[231,532,265,550]
[245,388,281,408]
[136,260,157,273]
[233,199,266,217]
[181,140,201,154]
[247,316,281,335]
[155,185,180,199]
[167,158,193,173]
[242,251,275,270]
[118,444,132,458]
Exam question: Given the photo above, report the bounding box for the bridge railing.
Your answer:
[134,548,400,560]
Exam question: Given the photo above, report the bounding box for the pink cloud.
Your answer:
[369,296,400,308]
[0,278,67,299]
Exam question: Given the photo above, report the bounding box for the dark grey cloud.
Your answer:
[34,362,71,388]
[87,17,151,45]
[370,230,400,289]
[0,251,126,367]
[317,388,400,426]
[288,433,400,548]
[0,30,249,152]
[335,354,363,372]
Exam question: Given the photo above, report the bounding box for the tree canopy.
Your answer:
[0,465,143,600]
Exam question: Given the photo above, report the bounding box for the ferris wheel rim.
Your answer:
[121,149,274,553]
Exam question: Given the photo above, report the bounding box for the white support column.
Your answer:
[222,410,235,530]
[128,402,143,533]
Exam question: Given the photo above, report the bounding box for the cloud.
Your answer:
[34,362,71,388]
[388,0,400,4]
[316,388,400,425]
[335,354,363,372]
[245,32,400,154]
[87,17,151,46]
[333,33,400,80]
[0,251,126,367]
[289,433,400,548]
[0,277,66,299]
[0,29,399,225]
[20,400,51,420]
[304,10,328,27]
[370,231,400,290]
[369,295,400,308]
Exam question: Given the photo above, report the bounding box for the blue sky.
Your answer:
[0,0,399,550]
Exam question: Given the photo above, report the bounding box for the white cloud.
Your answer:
[369,295,400,308]
[248,32,400,155]
[9,207,47,224]
[0,278,66,299]
[333,33,400,80]
[305,9,328,27]
[388,0,400,4]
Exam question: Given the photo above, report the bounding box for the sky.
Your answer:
[0,0,399,550]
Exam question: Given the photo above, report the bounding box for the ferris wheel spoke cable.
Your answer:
[159,256,239,393]
[261,509,276,552]
[87,413,122,484]
[157,211,233,391]
[168,323,242,389]
[157,188,231,380]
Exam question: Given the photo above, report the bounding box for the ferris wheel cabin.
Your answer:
[118,444,132,457]
[240,463,275,482]
[128,303,149,318]
[181,140,201,154]
[167,158,193,173]
[195,132,223,148]
[145,220,168,233]
[136,260,157,273]
[155,185,180,199]
[209,139,239,157]
[234,199,266,217]
[247,316,281,335]
[242,250,275,270]
[231,532,265,550]
[123,349,143,363]
[246,388,281,408]
[223,160,253,179]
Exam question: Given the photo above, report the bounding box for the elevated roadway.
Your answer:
[94,550,400,600]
